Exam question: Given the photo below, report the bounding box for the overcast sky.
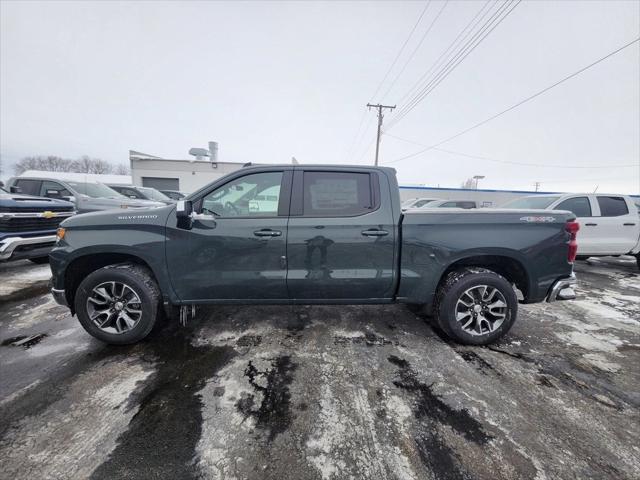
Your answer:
[1,0,639,193]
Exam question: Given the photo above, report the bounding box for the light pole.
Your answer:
[473,175,485,189]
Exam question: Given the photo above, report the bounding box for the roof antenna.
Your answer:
[593,185,599,193]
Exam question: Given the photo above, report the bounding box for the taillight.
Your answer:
[566,220,579,263]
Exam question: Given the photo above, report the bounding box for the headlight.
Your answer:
[56,227,66,241]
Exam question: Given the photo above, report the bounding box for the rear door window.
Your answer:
[15,179,42,196]
[302,171,375,217]
[597,196,628,217]
[556,197,592,217]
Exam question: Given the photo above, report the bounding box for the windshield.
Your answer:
[501,196,561,209]
[138,187,171,202]
[401,198,417,207]
[0,186,7,193]
[66,182,125,199]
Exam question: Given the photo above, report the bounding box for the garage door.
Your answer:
[141,177,179,191]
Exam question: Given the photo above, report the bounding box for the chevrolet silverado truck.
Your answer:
[0,186,75,263]
[49,165,579,346]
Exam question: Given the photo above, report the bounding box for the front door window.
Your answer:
[201,172,283,217]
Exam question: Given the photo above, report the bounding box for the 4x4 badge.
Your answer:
[519,216,556,223]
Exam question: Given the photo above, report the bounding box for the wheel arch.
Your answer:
[64,253,162,314]
[438,254,531,301]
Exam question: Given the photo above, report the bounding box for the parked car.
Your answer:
[1,185,75,263]
[50,165,578,346]
[401,197,442,210]
[417,199,479,209]
[502,193,640,267]
[107,184,175,204]
[7,176,164,214]
[160,190,188,201]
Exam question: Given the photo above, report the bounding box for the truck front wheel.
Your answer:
[434,268,517,345]
[74,263,161,345]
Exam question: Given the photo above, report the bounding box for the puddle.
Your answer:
[235,355,297,441]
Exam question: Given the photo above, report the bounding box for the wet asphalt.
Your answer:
[0,257,638,479]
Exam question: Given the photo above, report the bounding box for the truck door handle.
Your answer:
[585,223,597,226]
[361,229,389,237]
[623,223,636,226]
[254,229,282,237]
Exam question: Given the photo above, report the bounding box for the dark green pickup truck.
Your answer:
[49,165,578,346]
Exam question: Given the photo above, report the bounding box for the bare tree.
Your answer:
[14,156,74,175]
[71,156,113,174]
[91,158,113,174]
[114,163,131,175]
[14,154,125,175]
[461,177,475,189]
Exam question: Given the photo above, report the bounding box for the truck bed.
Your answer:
[398,208,576,305]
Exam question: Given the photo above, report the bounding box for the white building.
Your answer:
[129,150,247,193]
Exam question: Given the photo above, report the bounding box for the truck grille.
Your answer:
[0,216,65,233]
[0,205,73,213]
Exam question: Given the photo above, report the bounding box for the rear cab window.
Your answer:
[556,197,592,217]
[597,196,628,217]
[300,171,378,217]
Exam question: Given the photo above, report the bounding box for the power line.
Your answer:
[379,0,449,101]
[345,1,430,162]
[388,0,521,130]
[393,0,494,110]
[385,133,638,168]
[384,37,640,165]
[389,0,507,125]
[369,1,432,102]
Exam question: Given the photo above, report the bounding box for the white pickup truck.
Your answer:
[503,193,640,267]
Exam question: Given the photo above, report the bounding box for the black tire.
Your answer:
[28,256,50,264]
[434,267,517,346]
[74,263,161,345]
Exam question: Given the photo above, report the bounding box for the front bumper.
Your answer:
[51,287,68,307]
[546,273,577,302]
[0,235,57,261]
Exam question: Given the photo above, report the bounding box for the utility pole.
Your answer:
[367,103,396,166]
[534,182,541,192]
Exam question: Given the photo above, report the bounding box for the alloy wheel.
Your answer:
[454,285,508,336]
[86,281,143,334]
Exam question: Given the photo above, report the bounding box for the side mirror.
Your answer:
[176,200,193,218]
[10,186,21,194]
[62,195,76,203]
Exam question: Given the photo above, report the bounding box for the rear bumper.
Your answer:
[0,235,57,261]
[546,273,577,302]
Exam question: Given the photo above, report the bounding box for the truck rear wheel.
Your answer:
[434,268,517,345]
[74,263,161,345]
